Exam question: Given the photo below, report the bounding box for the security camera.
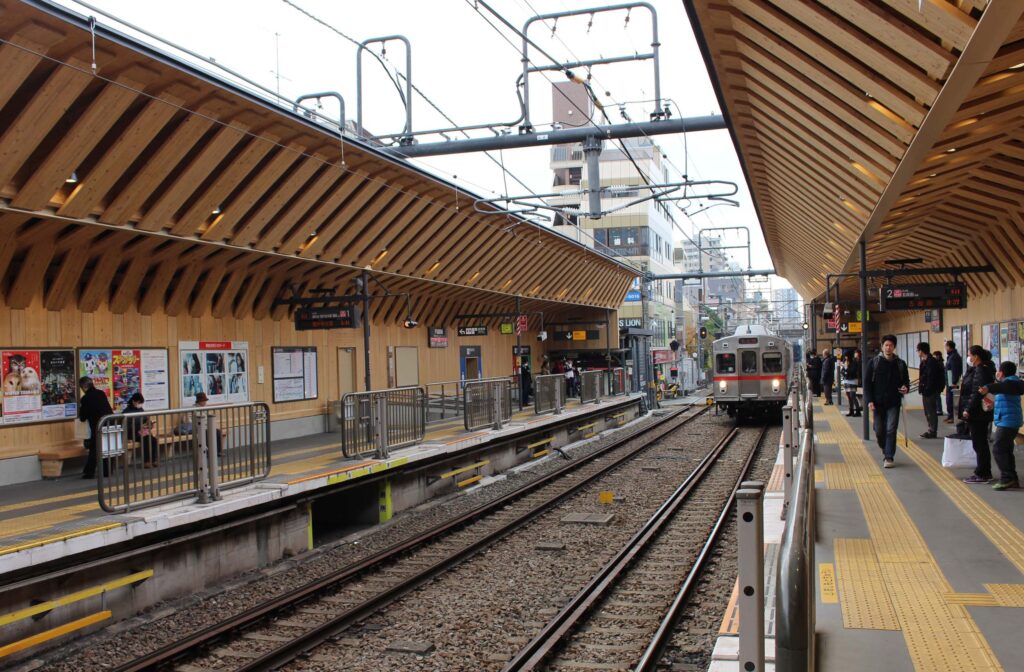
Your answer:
[403,318,419,329]
[537,330,548,342]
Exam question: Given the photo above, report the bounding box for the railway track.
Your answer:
[505,424,768,671]
[109,403,712,672]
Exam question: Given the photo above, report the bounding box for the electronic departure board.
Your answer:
[880,282,967,311]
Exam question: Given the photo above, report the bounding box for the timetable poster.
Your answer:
[271,346,318,403]
[79,348,170,413]
[1,349,78,424]
[179,341,249,406]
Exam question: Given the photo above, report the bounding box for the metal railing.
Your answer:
[96,402,271,513]
[776,383,816,671]
[339,386,426,459]
[580,370,604,404]
[606,367,627,396]
[464,379,513,431]
[534,373,565,415]
[425,376,519,421]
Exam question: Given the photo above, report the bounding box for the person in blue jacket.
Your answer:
[978,361,1023,490]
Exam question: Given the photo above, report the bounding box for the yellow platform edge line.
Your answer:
[0,570,152,627]
[439,460,489,480]
[0,611,111,658]
[719,578,740,635]
[0,522,123,557]
[287,459,377,485]
[819,563,838,603]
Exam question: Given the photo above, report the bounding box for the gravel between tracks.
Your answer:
[30,407,699,672]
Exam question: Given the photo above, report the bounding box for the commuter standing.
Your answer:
[519,358,532,407]
[978,361,1022,490]
[843,350,862,417]
[944,341,963,423]
[820,349,836,405]
[565,361,576,398]
[961,346,996,484]
[864,335,910,468]
[932,351,945,417]
[78,376,113,479]
[807,353,822,397]
[916,343,943,438]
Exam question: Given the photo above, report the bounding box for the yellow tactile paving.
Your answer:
[899,436,1024,575]
[944,592,1000,607]
[0,502,101,542]
[0,522,122,556]
[718,578,740,635]
[824,463,853,490]
[984,584,1024,608]
[816,430,837,444]
[766,463,784,492]
[823,405,1003,671]
[0,490,95,515]
[833,539,900,630]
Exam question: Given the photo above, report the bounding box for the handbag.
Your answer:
[74,419,91,440]
[139,423,151,437]
[941,436,975,468]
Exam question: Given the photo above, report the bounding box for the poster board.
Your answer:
[179,341,249,406]
[79,348,169,413]
[271,346,318,403]
[1,348,77,424]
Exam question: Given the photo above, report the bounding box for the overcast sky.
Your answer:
[57,0,791,293]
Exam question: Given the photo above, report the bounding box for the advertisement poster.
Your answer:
[1000,323,1009,366]
[1,349,77,424]
[80,349,170,413]
[271,346,317,403]
[987,324,1000,363]
[179,341,249,406]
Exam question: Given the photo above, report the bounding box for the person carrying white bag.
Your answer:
[977,361,1023,491]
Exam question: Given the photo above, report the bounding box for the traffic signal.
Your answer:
[699,326,708,339]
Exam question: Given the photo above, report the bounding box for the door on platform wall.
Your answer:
[395,346,419,387]
[337,348,356,398]
[460,345,482,381]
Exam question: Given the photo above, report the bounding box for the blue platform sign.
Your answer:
[625,290,641,302]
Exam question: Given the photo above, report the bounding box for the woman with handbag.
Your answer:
[123,392,158,467]
[961,346,996,484]
[843,350,863,417]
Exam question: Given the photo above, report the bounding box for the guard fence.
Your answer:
[96,402,271,513]
[464,378,513,431]
[424,376,520,421]
[338,386,426,459]
[534,373,566,415]
[579,369,605,404]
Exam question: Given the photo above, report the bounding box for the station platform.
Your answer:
[0,395,642,578]
[711,393,1024,672]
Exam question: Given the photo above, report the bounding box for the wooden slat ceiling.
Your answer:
[686,0,1024,300]
[0,1,635,325]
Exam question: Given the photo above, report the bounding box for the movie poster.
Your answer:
[178,341,249,406]
[1,349,77,424]
[80,349,170,413]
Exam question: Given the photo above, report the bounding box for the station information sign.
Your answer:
[428,327,448,348]
[294,307,355,330]
[457,325,488,337]
[880,282,967,311]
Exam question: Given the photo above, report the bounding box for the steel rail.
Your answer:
[114,402,708,672]
[633,424,769,671]
[504,424,767,671]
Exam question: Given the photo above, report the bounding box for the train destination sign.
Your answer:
[294,307,355,330]
[880,282,967,311]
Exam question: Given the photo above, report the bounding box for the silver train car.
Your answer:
[712,326,792,418]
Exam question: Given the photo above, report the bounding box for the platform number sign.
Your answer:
[515,314,528,336]
[881,282,967,311]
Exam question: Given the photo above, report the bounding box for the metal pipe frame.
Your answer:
[356,35,413,142]
[294,91,346,135]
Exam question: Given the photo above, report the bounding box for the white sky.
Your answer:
[56,0,791,293]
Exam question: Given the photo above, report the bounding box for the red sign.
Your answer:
[199,341,232,350]
[653,350,677,365]
[515,314,528,336]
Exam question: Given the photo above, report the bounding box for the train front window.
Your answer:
[716,353,735,373]
[741,351,757,374]
[763,352,783,373]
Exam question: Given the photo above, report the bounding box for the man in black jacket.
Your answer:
[821,349,836,405]
[864,335,910,468]
[944,341,963,423]
[78,376,113,478]
[917,343,944,438]
[807,353,822,397]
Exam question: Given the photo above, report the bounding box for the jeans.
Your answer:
[873,405,901,459]
[969,417,992,479]
[992,426,1019,484]
[946,387,956,419]
[922,394,938,434]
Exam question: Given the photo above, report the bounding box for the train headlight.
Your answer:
[772,378,781,392]
[719,381,727,392]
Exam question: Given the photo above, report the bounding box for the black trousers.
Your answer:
[992,426,1018,484]
[82,436,109,477]
[823,383,833,404]
[970,417,992,479]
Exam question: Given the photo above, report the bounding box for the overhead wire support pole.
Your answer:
[357,35,413,143]
[649,269,776,281]
[860,242,870,440]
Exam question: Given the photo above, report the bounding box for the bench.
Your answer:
[38,445,87,479]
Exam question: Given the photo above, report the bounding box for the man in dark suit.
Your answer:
[78,376,113,478]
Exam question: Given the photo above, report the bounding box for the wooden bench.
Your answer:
[38,445,87,479]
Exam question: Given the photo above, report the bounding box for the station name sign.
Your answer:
[428,327,448,348]
[294,307,355,330]
[457,325,488,337]
[880,282,966,311]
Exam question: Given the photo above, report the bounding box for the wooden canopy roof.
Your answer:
[685,0,1024,300]
[0,1,636,326]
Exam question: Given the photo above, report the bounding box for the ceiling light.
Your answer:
[946,148,956,153]
[211,205,222,215]
[929,173,937,177]
[65,172,78,184]
[1010,62,1024,70]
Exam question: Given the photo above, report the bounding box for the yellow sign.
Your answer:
[819,563,838,603]
[500,323,513,334]
[572,330,587,341]
[598,491,615,505]
[848,321,862,334]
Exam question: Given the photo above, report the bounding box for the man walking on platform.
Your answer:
[944,340,963,423]
[865,335,910,468]
[821,349,836,405]
[917,343,944,438]
[78,376,113,479]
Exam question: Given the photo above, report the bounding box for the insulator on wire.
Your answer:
[624,8,631,28]
[586,13,594,33]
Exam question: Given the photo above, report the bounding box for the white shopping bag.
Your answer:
[941,436,975,468]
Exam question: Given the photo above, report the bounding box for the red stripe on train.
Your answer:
[714,375,782,381]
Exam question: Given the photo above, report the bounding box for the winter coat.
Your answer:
[820,355,835,386]
[864,354,910,409]
[987,376,1024,429]
[843,358,861,385]
[918,355,944,397]
[963,360,996,418]
[945,349,963,386]
[78,386,113,434]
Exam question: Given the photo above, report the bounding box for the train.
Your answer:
[712,325,793,419]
